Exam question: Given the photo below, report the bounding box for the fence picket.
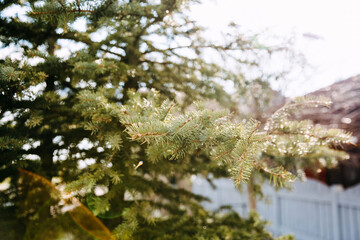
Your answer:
[192,177,360,240]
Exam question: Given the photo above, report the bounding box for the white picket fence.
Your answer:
[192,177,360,240]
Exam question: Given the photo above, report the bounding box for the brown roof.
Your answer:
[298,75,360,187]
[301,75,360,144]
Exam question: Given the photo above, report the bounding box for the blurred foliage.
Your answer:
[0,0,351,239]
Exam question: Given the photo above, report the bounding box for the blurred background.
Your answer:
[191,1,360,240]
[1,0,360,239]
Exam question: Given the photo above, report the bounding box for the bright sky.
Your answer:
[190,0,360,96]
[1,0,359,97]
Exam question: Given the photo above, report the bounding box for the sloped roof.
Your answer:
[298,75,360,187]
[301,75,360,146]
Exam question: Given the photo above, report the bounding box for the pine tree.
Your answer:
[0,1,351,239]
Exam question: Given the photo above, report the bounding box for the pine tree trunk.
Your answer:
[40,34,57,179]
[122,44,140,102]
[247,172,257,211]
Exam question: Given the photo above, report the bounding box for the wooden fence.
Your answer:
[192,177,360,240]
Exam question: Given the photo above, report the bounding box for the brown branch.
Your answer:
[162,102,175,120]
[59,32,124,58]
[29,11,59,15]
[215,122,260,161]
[253,136,271,143]
[56,0,67,10]
[76,0,81,12]
[248,121,260,142]
[29,9,95,15]
[215,146,235,160]
[122,109,130,115]
[254,162,290,181]
[143,42,257,55]
[267,100,331,128]
[237,148,248,183]
[133,0,177,45]
[140,60,179,65]
[268,130,328,141]
[99,48,124,58]
[171,139,200,159]
[131,132,167,140]
[177,118,192,130]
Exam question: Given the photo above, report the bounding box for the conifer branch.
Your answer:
[76,0,81,12]
[29,9,95,15]
[236,148,248,183]
[253,136,271,142]
[215,146,236,160]
[255,163,296,186]
[248,122,260,141]
[99,48,124,58]
[162,102,175,121]
[269,98,331,124]
[269,130,328,140]
[171,139,200,159]
[258,165,286,179]
[2,1,354,237]
[143,43,255,55]
[177,117,192,130]
[56,0,66,11]
[134,1,177,42]
[131,132,167,140]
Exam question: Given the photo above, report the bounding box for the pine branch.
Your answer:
[236,148,248,183]
[214,146,236,160]
[56,0,66,11]
[161,102,175,121]
[29,9,95,15]
[76,0,81,12]
[177,117,192,130]
[131,132,167,140]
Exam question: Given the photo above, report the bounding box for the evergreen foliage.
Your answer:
[0,0,351,239]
